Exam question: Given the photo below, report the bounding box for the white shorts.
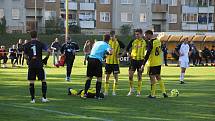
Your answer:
[179,61,189,68]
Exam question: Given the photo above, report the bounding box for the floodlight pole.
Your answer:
[65,0,69,42]
[35,0,37,31]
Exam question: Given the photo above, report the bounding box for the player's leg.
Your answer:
[113,73,118,96]
[95,59,103,99]
[148,75,157,98]
[38,68,49,102]
[127,60,136,96]
[156,74,168,98]
[104,64,111,96]
[65,56,75,81]
[28,69,36,103]
[95,77,102,99]
[137,70,142,96]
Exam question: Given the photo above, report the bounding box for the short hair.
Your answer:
[30,31,37,38]
[104,34,110,42]
[135,29,143,34]
[110,30,115,37]
[145,30,153,35]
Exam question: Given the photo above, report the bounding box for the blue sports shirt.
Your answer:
[89,41,111,62]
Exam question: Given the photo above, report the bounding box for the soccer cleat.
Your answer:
[148,95,156,99]
[127,88,134,96]
[136,92,141,97]
[180,81,185,84]
[41,97,49,103]
[163,93,168,98]
[80,93,87,99]
[30,99,35,103]
[65,77,71,82]
[112,92,116,96]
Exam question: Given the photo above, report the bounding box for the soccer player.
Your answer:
[0,45,8,68]
[104,31,124,96]
[125,28,147,96]
[141,30,168,98]
[176,37,191,84]
[51,38,61,66]
[81,34,112,99]
[24,31,50,103]
[16,39,24,66]
[60,37,79,82]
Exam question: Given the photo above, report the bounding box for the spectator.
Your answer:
[83,40,93,65]
[190,41,198,66]
[51,38,61,66]
[22,40,28,66]
[211,45,215,66]
[16,39,24,66]
[0,45,8,68]
[9,45,17,67]
[161,42,168,66]
[202,46,211,66]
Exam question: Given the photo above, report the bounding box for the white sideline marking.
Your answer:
[0,103,111,121]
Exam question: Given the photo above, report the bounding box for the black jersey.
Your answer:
[61,41,79,58]
[24,39,48,69]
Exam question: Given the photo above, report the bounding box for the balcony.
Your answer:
[25,0,44,9]
[80,3,95,10]
[26,9,43,17]
[61,2,77,10]
[152,4,168,13]
[80,21,95,29]
[199,6,214,13]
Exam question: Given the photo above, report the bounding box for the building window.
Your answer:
[45,11,56,20]
[45,0,56,2]
[140,13,146,22]
[140,0,147,4]
[182,0,198,6]
[168,14,177,23]
[121,12,133,22]
[0,9,4,19]
[12,8,20,20]
[183,13,198,22]
[120,0,133,4]
[198,0,208,7]
[169,0,177,6]
[209,13,214,23]
[100,0,110,4]
[152,0,161,4]
[198,13,208,24]
[100,12,110,22]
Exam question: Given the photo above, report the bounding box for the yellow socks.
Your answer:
[151,84,156,97]
[137,81,142,94]
[104,82,109,94]
[158,80,166,94]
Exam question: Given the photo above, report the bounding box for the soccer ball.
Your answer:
[171,89,179,97]
[69,88,78,95]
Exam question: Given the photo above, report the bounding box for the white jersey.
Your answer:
[179,43,190,62]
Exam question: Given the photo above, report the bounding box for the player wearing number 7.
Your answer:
[24,31,51,103]
[140,30,168,98]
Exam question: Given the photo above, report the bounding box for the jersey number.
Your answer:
[31,45,37,56]
[155,46,161,56]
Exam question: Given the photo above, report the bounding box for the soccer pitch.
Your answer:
[0,56,215,121]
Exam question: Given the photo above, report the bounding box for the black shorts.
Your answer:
[28,68,45,80]
[147,65,161,75]
[129,59,143,72]
[105,64,120,74]
[87,58,102,77]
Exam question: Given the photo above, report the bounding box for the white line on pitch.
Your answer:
[0,103,112,121]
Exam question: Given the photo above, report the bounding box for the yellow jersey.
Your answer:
[131,38,146,60]
[148,38,162,66]
[106,38,120,64]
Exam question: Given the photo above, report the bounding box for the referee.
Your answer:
[81,34,112,99]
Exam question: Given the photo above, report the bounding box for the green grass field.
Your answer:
[0,56,215,121]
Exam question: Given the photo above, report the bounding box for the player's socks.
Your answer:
[158,80,166,94]
[84,79,91,94]
[42,82,47,99]
[137,80,142,94]
[104,82,109,95]
[29,83,35,100]
[151,84,156,97]
[180,73,185,82]
[129,80,134,90]
[96,81,102,97]
[112,83,117,95]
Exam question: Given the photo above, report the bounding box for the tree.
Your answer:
[0,16,6,34]
[120,24,132,36]
[69,24,81,34]
[45,17,62,34]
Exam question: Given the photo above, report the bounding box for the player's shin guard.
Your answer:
[42,82,47,99]
[151,84,156,97]
[84,79,91,94]
[104,82,109,94]
[137,81,142,94]
[158,80,166,94]
[113,83,117,94]
[29,83,35,100]
[96,81,102,97]
[129,80,134,91]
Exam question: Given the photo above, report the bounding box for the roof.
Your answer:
[168,35,183,42]
[192,35,206,42]
[180,36,194,42]
[159,35,170,42]
[204,36,215,42]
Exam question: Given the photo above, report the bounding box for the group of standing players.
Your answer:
[24,28,173,103]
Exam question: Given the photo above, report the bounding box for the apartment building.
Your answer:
[25,0,60,32]
[0,0,26,33]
